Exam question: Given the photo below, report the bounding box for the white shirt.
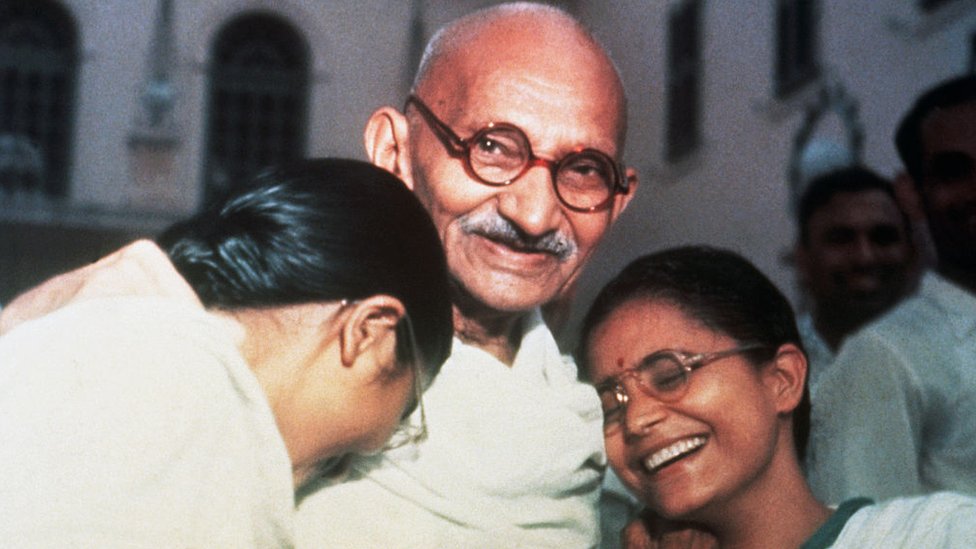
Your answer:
[807,272,976,502]
[0,297,295,548]
[295,309,605,548]
[823,492,976,548]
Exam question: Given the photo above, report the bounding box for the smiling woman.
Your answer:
[578,246,976,548]
[0,158,453,547]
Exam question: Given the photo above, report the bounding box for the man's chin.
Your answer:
[452,276,560,315]
[835,295,900,321]
[473,290,557,314]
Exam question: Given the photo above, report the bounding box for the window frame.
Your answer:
[665,0,703,163]
[201,12,310,207]
[0,0,79,199]
[773,0,821,99]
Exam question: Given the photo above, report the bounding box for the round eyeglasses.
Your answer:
[381,311,428,451]
[595,344,765,426]
[405,95,630,213]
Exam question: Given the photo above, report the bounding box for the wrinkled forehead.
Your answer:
[417,23,627,156]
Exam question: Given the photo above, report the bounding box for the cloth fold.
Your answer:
[296,309,605,548]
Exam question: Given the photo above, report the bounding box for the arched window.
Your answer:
[0,0,78,198]
[774,0,820,98]
[666,0,702,162]
[202,12,310,206]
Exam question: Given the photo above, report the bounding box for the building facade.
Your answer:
[1,0,974,335]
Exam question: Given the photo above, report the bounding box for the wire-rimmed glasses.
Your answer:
[381,311,429,451]
[405,95,630,213]
[595,344,766,425]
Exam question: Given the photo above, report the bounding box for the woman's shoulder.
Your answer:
[3,295,234,366]
[0,295,251,422]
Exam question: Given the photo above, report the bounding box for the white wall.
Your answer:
[8,0,975,344]
[560,0,976,346]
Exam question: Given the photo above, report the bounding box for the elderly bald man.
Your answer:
[294,3,637,547]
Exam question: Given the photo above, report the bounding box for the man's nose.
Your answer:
[852,235,881,265]
[495,165,564,237]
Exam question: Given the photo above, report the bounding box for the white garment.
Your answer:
[828,492,976,548]
[295,309,605,548]
[807,272,976,502]
[0,297,295,548]
[796,312,835,398]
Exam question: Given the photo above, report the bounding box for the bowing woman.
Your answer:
[0,159,453,547]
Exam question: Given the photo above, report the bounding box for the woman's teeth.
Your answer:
[644,436,707,472]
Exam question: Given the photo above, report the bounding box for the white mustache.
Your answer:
[459,212,577,261]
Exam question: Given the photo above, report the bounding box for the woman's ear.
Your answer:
[364,106,415,190]
[338,295,406,371]
[762,343,808,415]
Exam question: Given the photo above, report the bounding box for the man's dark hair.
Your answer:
[578,246,811,459]
[895,74,976,183]
[797,166,906,245]
[157,157,454,381]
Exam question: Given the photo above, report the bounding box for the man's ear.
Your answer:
[609,167,639,222]
[762,343,808,415]
[364,106,415,190]
[338,295,407,370]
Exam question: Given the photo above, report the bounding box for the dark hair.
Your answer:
[156,158,453,380]
[797,166,907,245]
[895,74,976,183]
[578,246,810,459]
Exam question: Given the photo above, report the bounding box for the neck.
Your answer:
[811,313,847,351]
[229,304,346,484]
[450,284,529,366]
[693,435,832,549]
[452,304,525,366]
[812,307,871,351]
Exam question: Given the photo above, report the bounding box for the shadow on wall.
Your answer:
[0,222,145,305]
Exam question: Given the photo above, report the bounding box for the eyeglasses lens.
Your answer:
[557,152,615,210]
[467,127,614,211]
[470,128,528,177]
[642,354,688,397]
[384,421,425,450]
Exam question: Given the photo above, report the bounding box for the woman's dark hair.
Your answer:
[156,158,453,380]
[578,245,810,459]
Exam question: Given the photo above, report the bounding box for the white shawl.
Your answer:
[295,309,605,548]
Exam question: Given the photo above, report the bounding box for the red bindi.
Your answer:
[616,357,625,369]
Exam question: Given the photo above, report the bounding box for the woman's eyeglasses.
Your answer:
[382,312,428,450]
[595,344,765,425]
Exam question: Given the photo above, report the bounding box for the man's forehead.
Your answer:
[809,191,904,229]
[426,68,626,157]
[419,15,627,154]
[921,102,976,153]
